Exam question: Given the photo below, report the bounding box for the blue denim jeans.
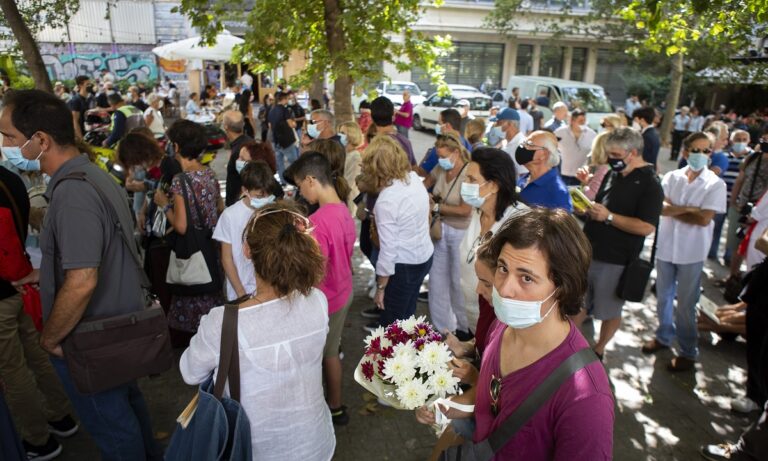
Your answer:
[50,358,162,461]
[654,259,704,360]
[274,143,299,182]
[708,211,727,260]
[378,257,433,327]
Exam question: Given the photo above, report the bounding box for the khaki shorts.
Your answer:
[323,295,352,358]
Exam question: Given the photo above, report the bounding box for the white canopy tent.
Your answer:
[152,31,244,62]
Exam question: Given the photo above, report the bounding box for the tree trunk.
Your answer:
[0,0,52,92]
[309,75,324,109]
[322,0,353,122]
[659,52,684,146]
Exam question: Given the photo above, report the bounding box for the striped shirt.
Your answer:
[724,153,743,201]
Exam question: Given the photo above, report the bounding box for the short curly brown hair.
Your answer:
[487,208,591,317]
[243,202,325,297]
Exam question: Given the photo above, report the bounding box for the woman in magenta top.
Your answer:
[285,152,356,426]
[418,208,614,460]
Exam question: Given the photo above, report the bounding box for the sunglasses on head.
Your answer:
[689,148,712,154]
[490,374,502,417]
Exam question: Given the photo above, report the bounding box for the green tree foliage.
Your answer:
[0,0,80,92]
[175,0,452,121]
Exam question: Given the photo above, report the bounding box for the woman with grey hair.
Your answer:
[144,93,166,137]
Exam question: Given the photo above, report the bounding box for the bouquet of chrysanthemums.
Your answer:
[354,315,461,410]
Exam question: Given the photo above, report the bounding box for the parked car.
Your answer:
[503,76,614,131]
[375,80,427,107]
[413,89,492,131]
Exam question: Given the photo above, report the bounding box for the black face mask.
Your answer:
[514,145,536,166]
[607,157,628,172]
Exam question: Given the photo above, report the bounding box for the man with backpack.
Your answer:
[103,93,145,147]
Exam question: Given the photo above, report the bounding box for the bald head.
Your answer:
[222,110,244,136]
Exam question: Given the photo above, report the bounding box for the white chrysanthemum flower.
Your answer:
[428,369,461,398]
[396,378,431,409]
[382,353,416,385]
[392,341,416,360]
[363,326,386,348]
[417,341,453,375]
[399,316,419,334]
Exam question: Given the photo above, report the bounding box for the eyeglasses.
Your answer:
[519,140,547,151]
[490,374,502,417]
[689,148,712,154]
[466,230,493,264]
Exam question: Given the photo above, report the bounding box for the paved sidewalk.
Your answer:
[53,143,758,460]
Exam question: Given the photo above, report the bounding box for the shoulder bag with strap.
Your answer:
[431,163,469,241]
[438,348,599,461]
[166,304,252,461]
[166,173,222,296]
[592,170,658,302]
[53,171,173,394]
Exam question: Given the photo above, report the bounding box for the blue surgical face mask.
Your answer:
[460,181,489,208]
[437,156,454,170]
[687,152,709,172]
[250,194,275,209]
[339,133,348,147]
[732,142,748,154]
[236,159,247,174]
[1,137,42,171]
[491,286,557,329]
[434,124,442,136]
[307,122,320,139]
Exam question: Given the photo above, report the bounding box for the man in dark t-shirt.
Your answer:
[268,92,297,180]
[577,128,663,360]
[67,75,92,139]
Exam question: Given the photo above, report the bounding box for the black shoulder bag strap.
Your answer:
[745,153,763,206]
[213,304,241,402]
[485,348,599,453]
[53,171,151,288]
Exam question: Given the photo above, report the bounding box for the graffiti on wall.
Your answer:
[40,44,159,82]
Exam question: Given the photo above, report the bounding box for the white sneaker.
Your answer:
[730,397,760,413]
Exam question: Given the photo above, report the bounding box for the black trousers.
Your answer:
[746,304,768,406]
[670,130,688,159]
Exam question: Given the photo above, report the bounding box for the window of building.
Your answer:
[570,47,587,81]
[412,41,504,94]
[594,49,629,107]
[539,46,564,78]
[516,44,533,76]
[528,0,590,9]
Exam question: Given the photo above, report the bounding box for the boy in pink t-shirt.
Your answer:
[286,152,356,425]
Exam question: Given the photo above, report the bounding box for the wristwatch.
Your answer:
[433,203,440,214]
[605,213,614,226]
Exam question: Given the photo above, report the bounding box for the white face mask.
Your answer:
[491,286,557,329]
[460,181,489,209]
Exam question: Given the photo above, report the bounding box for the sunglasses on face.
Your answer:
[519,140,547,151]
[689,148,712,154]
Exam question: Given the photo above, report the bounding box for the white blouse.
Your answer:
[374,171,434,276]
[179,288,335,461]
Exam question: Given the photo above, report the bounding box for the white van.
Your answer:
[504,76,614,131]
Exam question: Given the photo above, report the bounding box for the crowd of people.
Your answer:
[0,76,767,461]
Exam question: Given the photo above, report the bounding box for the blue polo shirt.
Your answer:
[420,136,473,173]
[518,168,573,212]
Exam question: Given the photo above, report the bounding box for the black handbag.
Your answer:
[438,348,599,461]
[617,227,658,302]
[166,173,222,296]
[54,172,173,394]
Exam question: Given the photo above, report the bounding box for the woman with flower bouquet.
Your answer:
[416,208,614,460]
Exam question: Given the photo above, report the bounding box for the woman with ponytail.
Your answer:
[179,201,336,460]
[284,152,356,425]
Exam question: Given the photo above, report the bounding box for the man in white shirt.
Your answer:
[642,132,727,371]
[555,108,596,186]
[517,100,534,135]
[491,108,527,178]
[670,106,691,161]
[624,94,642,117]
